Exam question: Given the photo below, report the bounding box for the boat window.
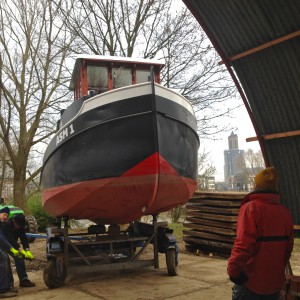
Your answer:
[87,66,108,94]
[112,67,132,88]
[136,69,151,83]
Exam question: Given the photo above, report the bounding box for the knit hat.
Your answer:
[254,167,278,191]
[13,214,26,228]
[0,206,10,215]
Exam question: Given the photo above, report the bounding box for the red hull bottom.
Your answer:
[42,153,196,224]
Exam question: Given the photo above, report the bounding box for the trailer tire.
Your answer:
[166,248,177,276]
[25,215,38,243]
[43,259,66,289]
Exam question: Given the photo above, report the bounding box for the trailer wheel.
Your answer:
[43,259,66,289]
[25,215,38,243]
[166,248,177,276]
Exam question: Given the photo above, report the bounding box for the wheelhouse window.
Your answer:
[87,66,108,94]
[136,69,151,84]
[71,56,164,100]
[112,67,132,88]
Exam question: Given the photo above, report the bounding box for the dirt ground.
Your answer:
[11,235,300,300]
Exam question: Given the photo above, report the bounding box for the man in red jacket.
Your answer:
[228,167,294,300]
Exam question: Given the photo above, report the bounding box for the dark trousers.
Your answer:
[232,284,280,300]
[13,256,28,282]
[0,248,13,292]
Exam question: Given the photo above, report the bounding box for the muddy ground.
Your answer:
[11,235,299,300]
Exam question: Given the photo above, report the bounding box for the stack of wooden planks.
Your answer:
[184,191,247,254]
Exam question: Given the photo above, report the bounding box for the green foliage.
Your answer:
[168,223,183,242]
[27,193,56,232]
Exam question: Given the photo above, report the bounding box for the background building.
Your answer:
[197,175,216,191]
[224,132,246,190]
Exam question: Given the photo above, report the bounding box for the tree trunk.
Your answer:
[13,170,28,213]
[0,163,6,197]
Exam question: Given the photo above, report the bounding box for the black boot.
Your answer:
[19,279,35,288]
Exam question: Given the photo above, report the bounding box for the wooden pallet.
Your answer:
[184,191,247,254]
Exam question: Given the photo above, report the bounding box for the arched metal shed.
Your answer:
[183,0,300,224]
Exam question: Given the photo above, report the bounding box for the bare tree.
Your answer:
[62,0,236,138]
[197,150,216,190]
[0,0,74,211]
[0,142,13,198]
[60,0,170,57]
[244,149,265,171]
[152,7,237,138]
[238,149,265,189]
[0,144,7,196]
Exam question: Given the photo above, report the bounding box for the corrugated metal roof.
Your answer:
[183,0,300,224]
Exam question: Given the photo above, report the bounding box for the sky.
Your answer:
[201,101,261,182]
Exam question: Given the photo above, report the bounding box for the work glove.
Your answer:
[25,250,34,260]
[20,249,28,259]
[10,248,20,257]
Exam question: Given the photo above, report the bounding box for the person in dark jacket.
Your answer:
[2,214,35,288]
[0,207,17,298]
[227,167,294,300]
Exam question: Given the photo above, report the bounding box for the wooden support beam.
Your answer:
[183,229,236,243]
[184,236,233,250]
[187,204,240,215]
[184,223,236,236]
[192,191,246,200]
[219,29,300,65]
[189,198,241,207]
[246,129,300,142]
[188,211,238,222]
[185,217,237,230]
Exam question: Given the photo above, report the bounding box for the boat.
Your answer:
[40,55,199,224]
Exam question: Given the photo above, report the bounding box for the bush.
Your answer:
[169,205,186,223]
[168,223,183,241]
[27,193,56,232]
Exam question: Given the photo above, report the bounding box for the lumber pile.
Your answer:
[184,191,247,254]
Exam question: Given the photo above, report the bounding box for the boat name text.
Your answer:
[56,124,75,145]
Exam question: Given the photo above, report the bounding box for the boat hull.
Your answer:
[41,83,199,224]
[42,154,196,224]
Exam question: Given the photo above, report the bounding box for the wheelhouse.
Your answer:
[69,55,165,100]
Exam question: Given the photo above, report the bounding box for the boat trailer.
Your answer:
[43,215,178,288]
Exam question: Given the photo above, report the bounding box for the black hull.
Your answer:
[41,83,199,222]
[41,85,198,190]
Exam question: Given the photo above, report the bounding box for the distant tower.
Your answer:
[228,131,239,150]
[224,132,245,187]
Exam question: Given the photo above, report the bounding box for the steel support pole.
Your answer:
[153,214,159,268]
[63,216,69,276]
